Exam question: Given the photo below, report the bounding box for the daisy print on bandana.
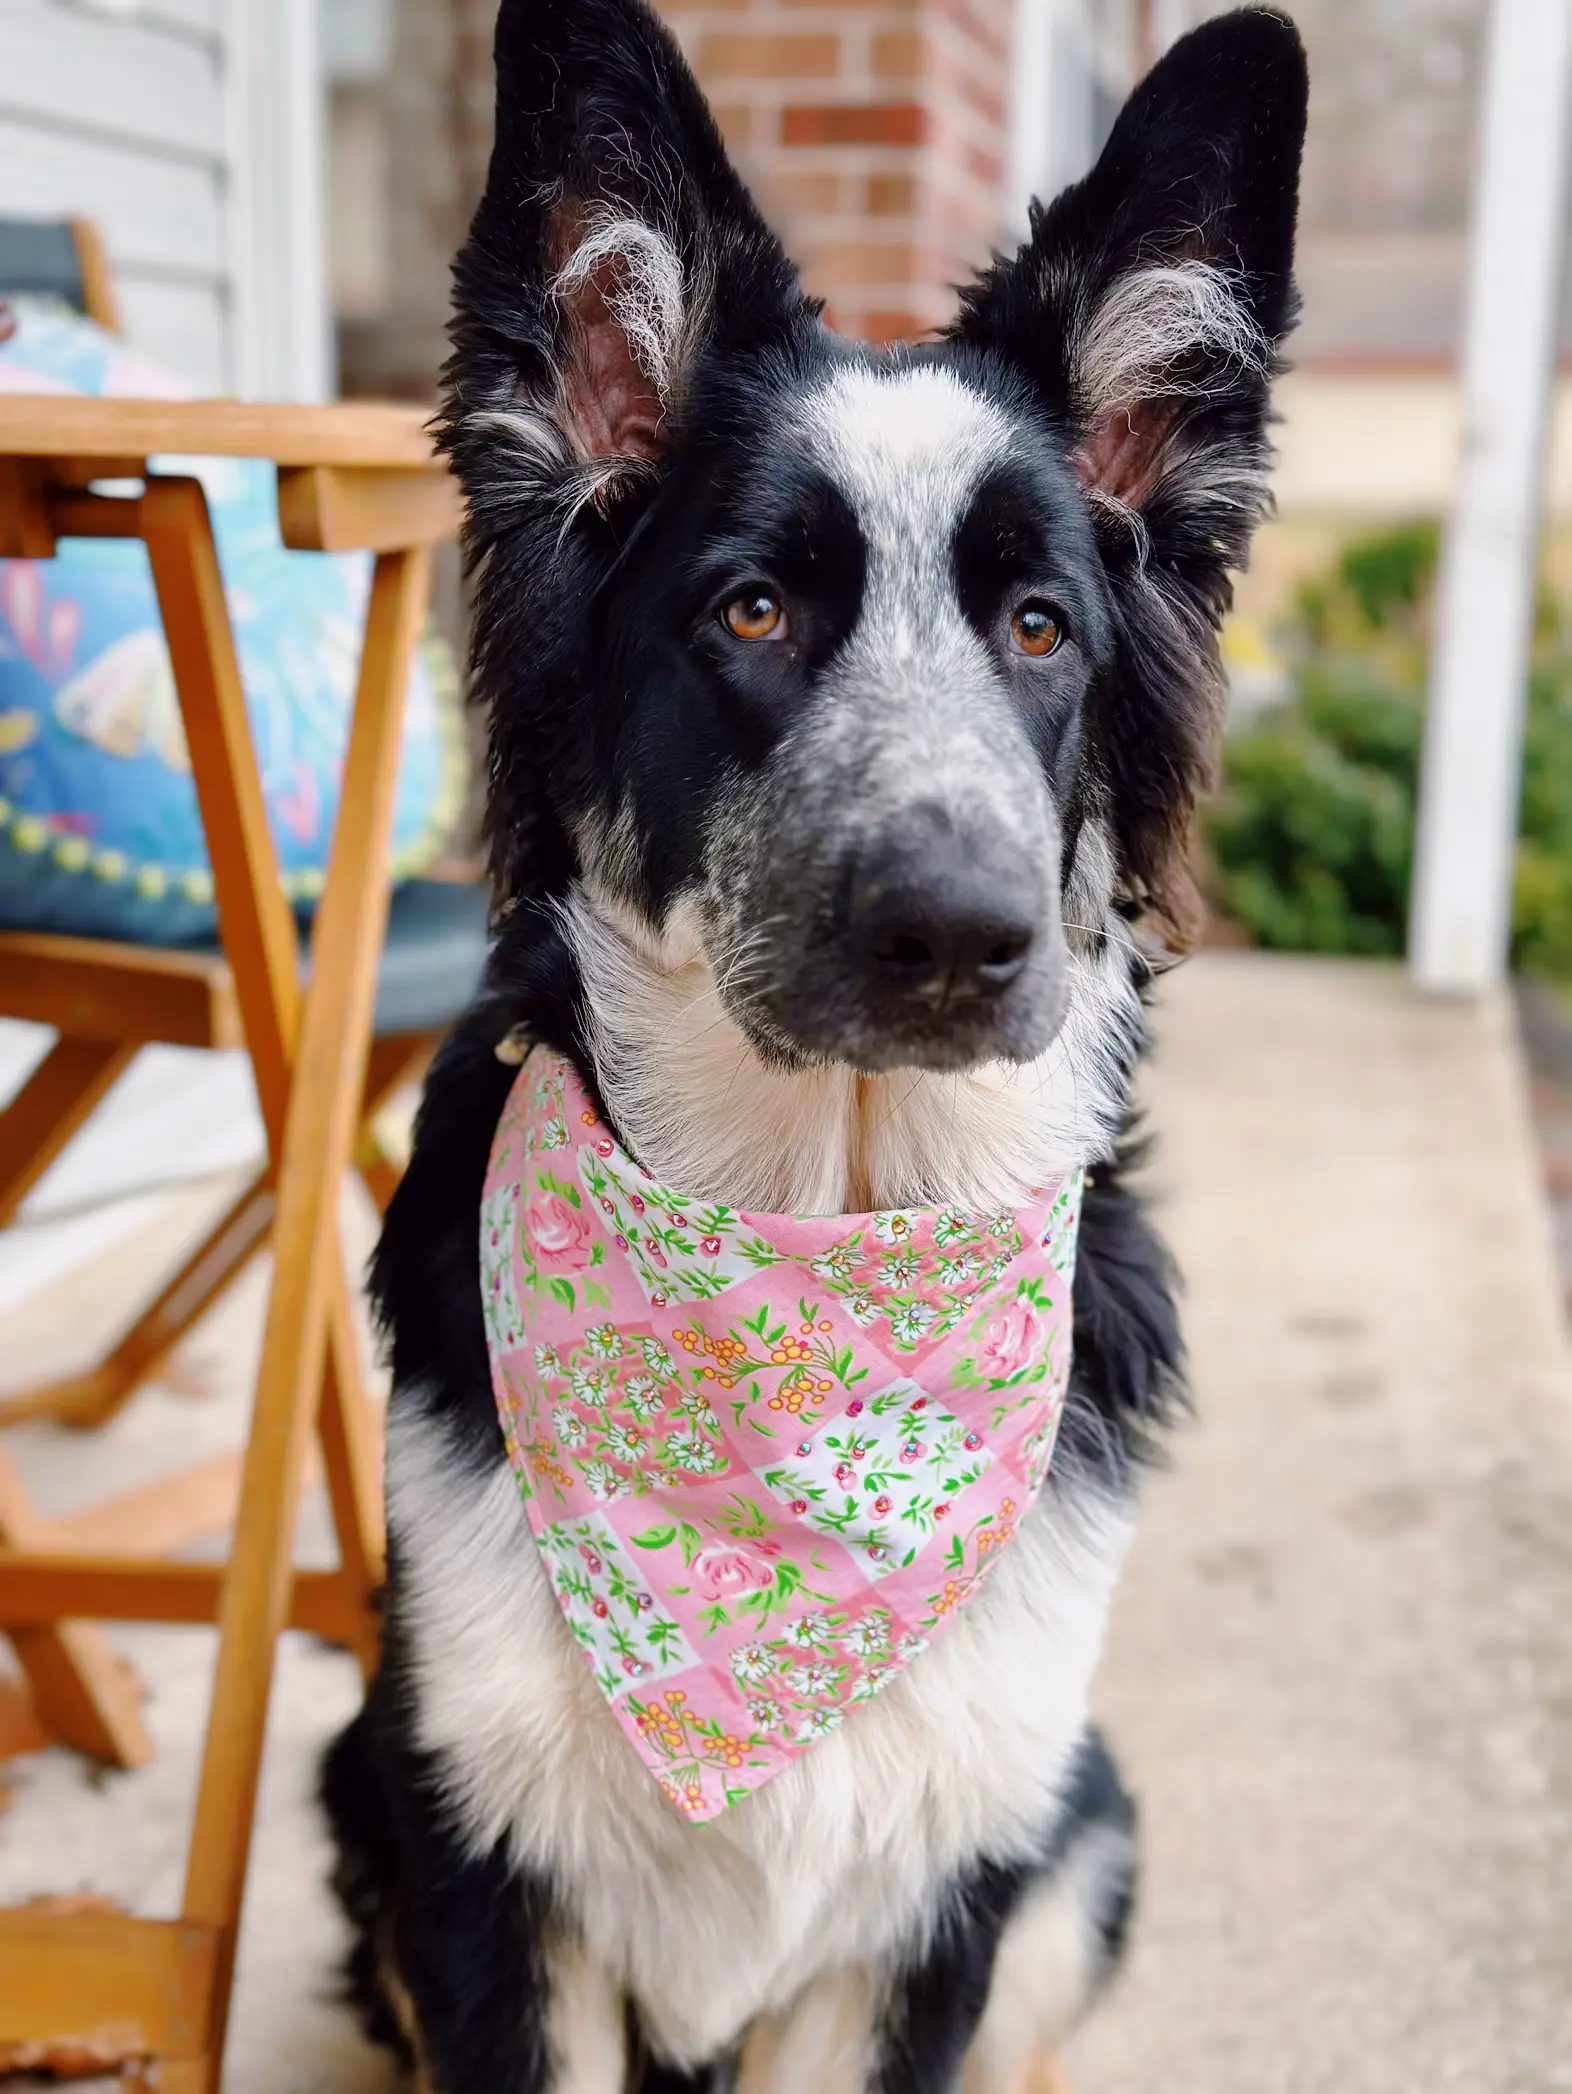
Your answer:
[481,1048,1082,1820]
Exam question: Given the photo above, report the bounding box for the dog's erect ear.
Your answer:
[956,7,1305,525]
[444,0,807,521]
[953,9,1307,944]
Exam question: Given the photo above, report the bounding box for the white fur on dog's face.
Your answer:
[698,365,1076,1074]
[795,364,1017,568]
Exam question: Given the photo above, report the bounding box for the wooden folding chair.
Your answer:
[0,218,479,1463]
[0,396,464,2091]
[0,879,483,1773]
[0,880,482,1436]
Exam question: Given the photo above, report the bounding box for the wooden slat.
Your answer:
[45,456,148,488]
[0,931,239,1049]
[0,1455,152,1769]
[43,1457,247,1558]
[141,474,307,1113]
[0,454,55,557]
[277,462,463,552]
[179,544,428,2077]
[37,1434,341,1556]
[70,218,121,334]
[0,1674,46,1761]
[0,1036,138,1227]
[0,1909,215,2062]
[0,1554,366,1647]
[0,395,442,467]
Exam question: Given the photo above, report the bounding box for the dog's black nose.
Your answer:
[850,831,1038,1007]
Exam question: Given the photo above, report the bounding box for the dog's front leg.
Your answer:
[733,1969,878,2094]
[732,1957,995,2094]
[390,1831,626,2094]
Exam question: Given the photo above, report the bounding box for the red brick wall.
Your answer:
[661,0,1015,342]
[346,0,1017,400]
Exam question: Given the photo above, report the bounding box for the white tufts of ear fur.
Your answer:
[551,212,690,407]
[1074,259,1268,419]
[1071,260,1269,511]
[470,212,696,535]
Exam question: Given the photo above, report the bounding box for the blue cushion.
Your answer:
[0,300,466,944]
[365,877,491,1036]
[178,877,490,1038]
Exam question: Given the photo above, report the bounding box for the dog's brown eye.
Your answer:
[723,592,786,642]
[1010,603,1064,658]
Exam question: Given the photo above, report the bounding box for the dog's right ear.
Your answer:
[442,0,808,526]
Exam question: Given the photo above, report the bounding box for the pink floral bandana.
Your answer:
[480,1048,1083,1821]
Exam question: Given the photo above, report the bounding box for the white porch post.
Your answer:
[225,0,332,402]
[1005,0,1058,242]
[1408,0,1572,996]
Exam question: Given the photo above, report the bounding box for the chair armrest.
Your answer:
[0,397,461,553]
[274,462,459,553]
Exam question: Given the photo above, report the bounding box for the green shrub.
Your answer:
[1204,522,1572,976]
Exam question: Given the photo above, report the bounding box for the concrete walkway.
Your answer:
[1068,955,1572,2094]
[2,954,1571,2090]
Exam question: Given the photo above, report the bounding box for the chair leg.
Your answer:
[0,1454,151,1768]
[0,1032,438,1428]
[0,1176,275,1430]
[171,539,430,2089]
[0,1036,137,1230]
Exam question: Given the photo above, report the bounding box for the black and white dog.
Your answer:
[324,5,1306,2087]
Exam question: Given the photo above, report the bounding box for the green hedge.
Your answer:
[1204,523,1572,976]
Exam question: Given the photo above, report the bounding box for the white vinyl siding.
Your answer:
[0,0,230,388]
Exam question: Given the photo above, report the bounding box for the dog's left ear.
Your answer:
[445,0,810,526]
[953,8,1307,943]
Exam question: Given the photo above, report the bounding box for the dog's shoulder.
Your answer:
[372,905,593,1465]
[1058,1132,1189,1492]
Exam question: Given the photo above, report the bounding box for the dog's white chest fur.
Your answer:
[389,1399,1129,2066]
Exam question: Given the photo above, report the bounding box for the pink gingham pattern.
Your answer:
[481,1048,1082,1820]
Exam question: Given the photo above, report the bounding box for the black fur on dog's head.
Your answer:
[440,0,1306,1077]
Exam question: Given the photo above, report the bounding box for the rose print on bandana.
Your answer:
[529,1183,597,1271]
[691,1540,777,1602]
[950,1274,1069,1407]
[480,1046,1081,1822]
[759,1380,993,1579]
[976,1295,1044,1381]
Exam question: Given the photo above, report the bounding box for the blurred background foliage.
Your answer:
[1205,523,1572,976]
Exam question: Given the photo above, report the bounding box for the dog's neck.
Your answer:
[564,887,1139,1215]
